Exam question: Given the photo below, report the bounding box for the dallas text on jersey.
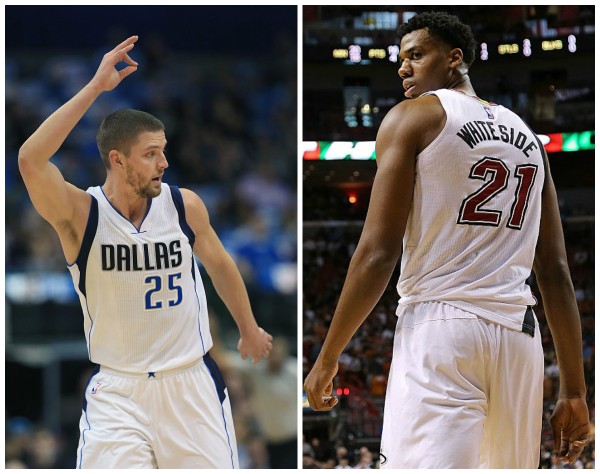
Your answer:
[456,121,538,157]
[101,240,183,271]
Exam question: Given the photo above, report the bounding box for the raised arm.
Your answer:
[303,96,445,411]
[532,150,590,464]
[180,188,273,363]
[18,36,139,260]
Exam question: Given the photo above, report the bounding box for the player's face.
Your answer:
[124,130,169,198]
[398,29,455,99]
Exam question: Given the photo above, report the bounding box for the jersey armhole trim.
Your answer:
[169,185,196,248]
[68,196,99,297]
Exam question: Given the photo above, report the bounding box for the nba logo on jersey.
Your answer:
[91,383,101,394]
[483,106,494,119]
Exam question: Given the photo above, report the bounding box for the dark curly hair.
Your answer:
[398,11,477,67]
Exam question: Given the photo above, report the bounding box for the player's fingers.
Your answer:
[324,396,338,409]
[109,35,138,54]
[105,44,136,68]
[258,327,273,340]
[115,43,136,61]
[559,434,570,457]
[559,422,589,460]
[308,395,323,411]
[313,396,337,411]
[311,397,328,411]
[118,65,138,81]
[565,439,588,463]
[550,418,563,454]
[323,381,333,397]
[104,43,135,65]
[122,53,139,66]
[304,381,325,411]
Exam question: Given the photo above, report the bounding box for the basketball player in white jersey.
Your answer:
[304,11,589,468]
[18,36,273,469]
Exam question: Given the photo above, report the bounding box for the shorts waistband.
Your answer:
[100,356,205,380]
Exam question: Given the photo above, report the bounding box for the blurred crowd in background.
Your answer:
[303,5,595,44]
[6,19,298,295]
[303,213,594,468]
[303,5,595,141]
[5,6,297,469]
[302,4,594,470]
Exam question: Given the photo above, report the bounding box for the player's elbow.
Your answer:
[18,147,34,178]
[17,144,40,178]
[355,244,400,275]
[533,256,572,289]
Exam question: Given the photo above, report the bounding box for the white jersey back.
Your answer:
[397,89,545,332]
[68,183,213,372]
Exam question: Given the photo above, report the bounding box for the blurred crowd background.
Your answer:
[5,5,297,469]
[303,5,595,469]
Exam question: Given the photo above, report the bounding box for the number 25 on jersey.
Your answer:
[144,273,183,310]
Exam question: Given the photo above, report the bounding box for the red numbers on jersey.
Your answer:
[458,157,538,230]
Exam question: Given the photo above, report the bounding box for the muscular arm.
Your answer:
[180,188,272,363]
[18,36,139,260]
[533,151,590,462]
[18,84,98,225]
[303,96,445,410]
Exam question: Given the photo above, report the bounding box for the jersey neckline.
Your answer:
[449,88,497,106]
[98,186,155,234]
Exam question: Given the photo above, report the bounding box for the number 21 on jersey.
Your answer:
[458,156,538,230]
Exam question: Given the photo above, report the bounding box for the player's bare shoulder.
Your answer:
[179,187,210,231]
[179,187,205,212]
[377,94,446,157]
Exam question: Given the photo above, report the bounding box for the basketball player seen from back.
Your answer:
[18,36,273,469]
[304,12,590,469]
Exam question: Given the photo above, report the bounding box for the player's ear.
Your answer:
[109,150,124,169]
[449,48,463,70]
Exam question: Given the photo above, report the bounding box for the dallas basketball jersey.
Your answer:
[396,89,545,332]
[68,183,213,372]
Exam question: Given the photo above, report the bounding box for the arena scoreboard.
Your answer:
[306,34,591,65]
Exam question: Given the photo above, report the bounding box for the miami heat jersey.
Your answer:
[396,89,545,332]
[68,183,213,372]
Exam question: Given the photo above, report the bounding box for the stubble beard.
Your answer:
[125,165,162,199]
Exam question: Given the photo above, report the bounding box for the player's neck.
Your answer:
[102,178,151,226]
[446,72,476,97]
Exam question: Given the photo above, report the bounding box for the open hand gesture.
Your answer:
[90,35,139,92]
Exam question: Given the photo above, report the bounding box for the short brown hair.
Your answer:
[96,109,164,168]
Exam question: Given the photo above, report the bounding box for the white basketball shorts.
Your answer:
[76,353,239,469]
[380,301,544,469]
